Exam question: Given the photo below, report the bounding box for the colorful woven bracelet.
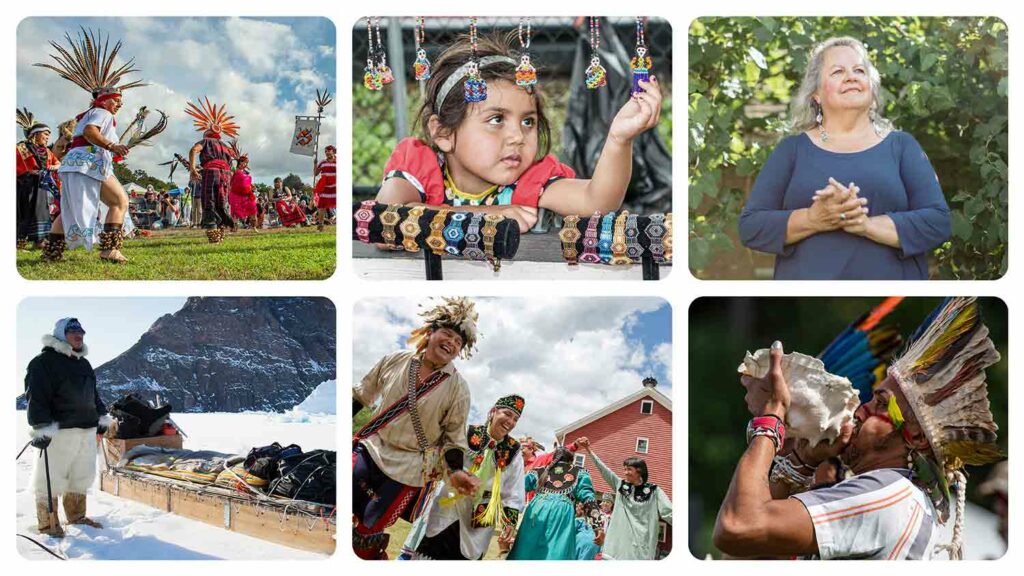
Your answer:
[746,415,786,453]
[482,213,505,261]
[559,215,581,265]
[444,212,467,256]
[579,213,602,264]
[645,214,666,261]
[379,205,401,249]
[598,212,615,263]
[611,210,632,265]
[426,209,450,255]
[463,213,486,261]
[625,212,643,261]
[400,206,425,252]
[354,200,376,244]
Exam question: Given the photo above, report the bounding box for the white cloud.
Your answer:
[353,298,672,446]
[17,17,335,187]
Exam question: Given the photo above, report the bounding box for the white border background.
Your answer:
[0,0,1017,573]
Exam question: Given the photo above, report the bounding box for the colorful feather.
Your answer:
[184,97,240,138]
[818,297,904,403]
[34,27,147,96]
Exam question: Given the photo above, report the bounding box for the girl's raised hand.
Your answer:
[608,77,663,145]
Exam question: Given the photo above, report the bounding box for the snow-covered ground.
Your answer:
[15,381,336,560]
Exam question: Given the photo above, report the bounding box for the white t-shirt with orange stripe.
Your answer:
[792,468,938,560]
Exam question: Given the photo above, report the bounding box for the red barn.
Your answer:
[554,377,673,558]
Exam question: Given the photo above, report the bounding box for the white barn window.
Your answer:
[640,399,654,414]
[636,437,649,454]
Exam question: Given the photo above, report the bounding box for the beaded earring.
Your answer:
[464,17,487,102]
[630,17,653,96]
[373,17,394,85]
[815,100,829,142]
[515,18,537,87]
[363,18,382,91]
[585,17,607,89]
[413,17,431,81]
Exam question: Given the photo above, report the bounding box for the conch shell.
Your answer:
[738,349,860,444]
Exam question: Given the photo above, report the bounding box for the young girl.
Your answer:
[376,34,663,232]
[229,155,258,231]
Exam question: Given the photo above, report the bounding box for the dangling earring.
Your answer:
[815,101,828,142]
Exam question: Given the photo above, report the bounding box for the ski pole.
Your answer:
[43,447,59,529]
[16,440,31,460]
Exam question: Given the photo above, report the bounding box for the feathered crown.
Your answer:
[407,297,480,359]
[228,139,246,161]
[819,297,904,403]
[34,27,147,99]
[889,297,1001,471]
[184,97,239,138]
[16,107,49,138]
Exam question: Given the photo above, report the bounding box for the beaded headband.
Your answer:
[434,55,517,112]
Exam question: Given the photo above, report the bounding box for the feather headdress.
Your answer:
[184,97,239,138]
[407,297,480,359]
[16,107,50,139]
[819,297,904,403]
[888,297,1001,559]
[34,27,147,99]
[889,297,1001,470]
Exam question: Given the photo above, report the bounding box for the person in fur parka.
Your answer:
[24,317,111,537]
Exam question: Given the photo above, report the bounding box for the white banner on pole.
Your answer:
[290,116,320,157]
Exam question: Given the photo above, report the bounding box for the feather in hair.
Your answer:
[34,27,147,96]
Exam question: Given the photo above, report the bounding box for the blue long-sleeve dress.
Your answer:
[738,131,951,280]
[507,464,602,560]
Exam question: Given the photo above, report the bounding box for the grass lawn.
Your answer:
[16,225,336,280]
[383,519,505,560]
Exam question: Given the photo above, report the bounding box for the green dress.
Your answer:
[590,452,672,560]
[507,464,601,560]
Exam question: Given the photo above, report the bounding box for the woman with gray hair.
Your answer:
[739,37,951,279]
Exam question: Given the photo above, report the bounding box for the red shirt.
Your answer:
[316,159,336,199]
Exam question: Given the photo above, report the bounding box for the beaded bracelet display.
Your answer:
[463,213,486,261]
[354,200,376,244]
[624,212,642,262]
[400,206,425,252]
[645,214,666,262]
[443,212,467,256]
[560,214,581,265]
[611,211,632,265]
[380,204,401,249]
[579,213,602,264]
[426,209,450,255]
[598,212,615,263]
[482,213,505,262]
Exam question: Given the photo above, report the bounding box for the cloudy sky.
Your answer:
[353,297,672,444]
[16,298,187,389]
[17,17,336,186]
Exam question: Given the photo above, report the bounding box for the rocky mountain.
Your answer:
[94,297,336,413]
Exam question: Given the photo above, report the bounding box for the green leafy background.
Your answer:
[688,17,1007,279]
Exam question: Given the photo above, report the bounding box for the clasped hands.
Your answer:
[807,178,870,236]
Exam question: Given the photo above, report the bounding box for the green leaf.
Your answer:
[951,211,973,240]
[690,237,711,270]
[921,52,939,71]
[997,76,1009,98]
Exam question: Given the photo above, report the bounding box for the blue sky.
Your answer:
[16,298,187,392]
[17,17,336,186]
[353,297,672,443]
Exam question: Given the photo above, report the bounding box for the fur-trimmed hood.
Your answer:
[41,334,88,359]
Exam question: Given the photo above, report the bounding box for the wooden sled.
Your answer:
[99,438,335,555]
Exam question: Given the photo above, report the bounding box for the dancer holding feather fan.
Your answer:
[35,27,149,263]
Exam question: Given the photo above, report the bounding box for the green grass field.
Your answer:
[16,225,336,280]
[383,518,504,560]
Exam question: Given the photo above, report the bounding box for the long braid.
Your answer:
[934,470,967,560]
